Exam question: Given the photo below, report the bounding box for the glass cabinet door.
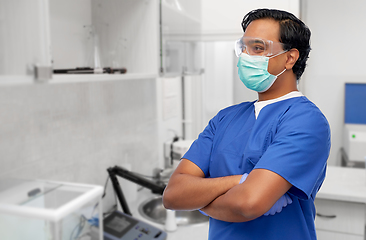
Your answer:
[50,0,158,75]
[0,0,51,80]
[160,0,203,76]
[0,0,159,80]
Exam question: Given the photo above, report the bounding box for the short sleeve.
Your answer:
[182,114,218,177]
[254,102,331,200]
[182,103,254,177]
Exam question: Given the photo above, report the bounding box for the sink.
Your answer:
[138,196,209,225]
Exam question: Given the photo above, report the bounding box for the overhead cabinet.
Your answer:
[160,0,203,76]
[0,0,52,80]
[50,0,159,75]
[0,0,160,82]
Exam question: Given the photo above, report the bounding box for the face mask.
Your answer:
[237,53,287,93]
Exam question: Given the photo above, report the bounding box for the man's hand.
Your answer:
[240,172,292,216]
[264,193,292,216]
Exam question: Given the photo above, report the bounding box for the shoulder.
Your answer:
[204,101,255,136]
[281,97,329,124]
[216,101,255,120]
[275,97,331,139]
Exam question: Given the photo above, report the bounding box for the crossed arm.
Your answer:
[162,159,292,222]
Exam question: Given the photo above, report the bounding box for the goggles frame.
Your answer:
[235,36,288,57]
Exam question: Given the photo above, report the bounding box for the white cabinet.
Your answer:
[161,0,201,41]
[0,0,160,82]
[315,199,365,239]
[50,0,159,76]
[0,0,52,80]
[315,166,366,240]
[160,0,203,75]
[317,230,364,240]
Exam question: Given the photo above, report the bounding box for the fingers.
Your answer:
[263,193,293,216]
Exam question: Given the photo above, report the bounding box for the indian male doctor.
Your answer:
[162,8,331,240]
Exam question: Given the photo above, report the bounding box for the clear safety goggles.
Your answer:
[234,36,288,57]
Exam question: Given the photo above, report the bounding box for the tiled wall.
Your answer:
[0,78,159,208]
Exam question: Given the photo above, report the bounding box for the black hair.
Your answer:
[242,9,311,80]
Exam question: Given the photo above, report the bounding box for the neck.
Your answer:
[257,72,298,101]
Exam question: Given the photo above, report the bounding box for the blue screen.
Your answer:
[345,83,366,124]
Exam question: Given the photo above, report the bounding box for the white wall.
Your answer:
[301,0,366,166]
[0,78,160,211]
[201,0,299,41]
[201,42,234,124]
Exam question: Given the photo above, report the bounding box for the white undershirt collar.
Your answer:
[254,91,304,119]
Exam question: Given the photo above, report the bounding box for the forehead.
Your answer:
[243,18,280,42]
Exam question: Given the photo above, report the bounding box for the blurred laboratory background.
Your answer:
[1,0,366,239]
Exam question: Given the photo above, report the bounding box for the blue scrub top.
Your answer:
[183,96,331,240]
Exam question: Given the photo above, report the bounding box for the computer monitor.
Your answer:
[345,83,366,124]
[343,83,366,166]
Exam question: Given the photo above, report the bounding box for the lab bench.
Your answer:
[315,166,366,240]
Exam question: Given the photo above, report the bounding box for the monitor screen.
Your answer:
[104,211,138,238]
[345,83,366,124]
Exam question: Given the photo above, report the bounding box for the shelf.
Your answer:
[0,73,157,86]
[51,73,158,84]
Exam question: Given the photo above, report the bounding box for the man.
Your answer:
[162,9,331,239]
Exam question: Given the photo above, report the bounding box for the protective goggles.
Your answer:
[234,36,288,57]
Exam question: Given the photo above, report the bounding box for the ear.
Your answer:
[285,49,299,70]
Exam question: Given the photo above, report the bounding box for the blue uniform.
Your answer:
[183,96,331,240]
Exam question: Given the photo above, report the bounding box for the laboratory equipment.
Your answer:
[138,196,208,226]
[164,139,194,168]
[107,166,166,216]
[342,83,366,167]
[103,166,167,240]
[171,139,194,161]
[0,179,104,240]
[164,209,177,232]
[101,210,166,240]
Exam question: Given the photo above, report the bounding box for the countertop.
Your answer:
[316,166,366,203]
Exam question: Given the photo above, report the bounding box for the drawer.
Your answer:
[317,230,364,240]
[315,199,365,235]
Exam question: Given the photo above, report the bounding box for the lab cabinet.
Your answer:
[160,0,203,75]
[161,41,203,75]
[315,199,365,240]
[317,230,364,240]
[50,0,159,75]
[0,179,103,240]
[0,0,52,79]
[315,166,366,240]
[161,0,201,41]
[0,0,160,82]
[0,0,205,80]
